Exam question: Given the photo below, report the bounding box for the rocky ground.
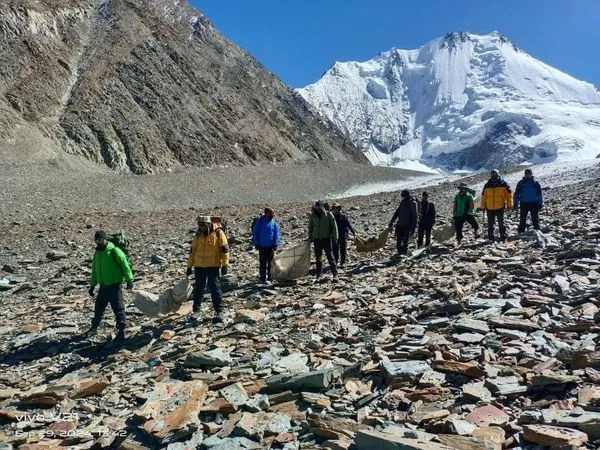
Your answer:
[0,160,599,449]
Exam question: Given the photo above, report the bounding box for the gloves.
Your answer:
[186,267,193,277]
[538,204,544,210]
[126,281,134,291]
[272,246,278,252]
[88,286,95,297]
[513,205,519,210]
[221,266,228,276]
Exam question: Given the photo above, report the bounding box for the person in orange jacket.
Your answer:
[186,215,230,322]
[480,169,513,242]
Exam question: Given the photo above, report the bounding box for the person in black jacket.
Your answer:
[417,192,436,247]
[388,190,418,255]
[331,203,356,267]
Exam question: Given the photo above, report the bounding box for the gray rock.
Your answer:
[184,348,232,368]
[455,318,490,334]
[381,358,431,381]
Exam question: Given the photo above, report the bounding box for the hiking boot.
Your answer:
[83,325,98,339]
[113,329,125,344]
[332,274,338,282]
[212,310,224,324]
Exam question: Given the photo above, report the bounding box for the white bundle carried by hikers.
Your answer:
[133,279,192,317]
[354,228,390,252]
[432,223,455,242]
[271,241,311,282]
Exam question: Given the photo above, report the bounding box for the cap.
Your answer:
[401,189,410,198]
[94,230,108,240]
[524,168,533,175]
[490,169,499,176]
[332,202,341,209]
[196,215,211,224]
[458,182,468,189]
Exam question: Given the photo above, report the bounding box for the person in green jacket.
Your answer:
[85,230,134,343]
[308,200,339,280]
[453,183,480,244]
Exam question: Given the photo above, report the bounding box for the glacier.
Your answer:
[298,32,600,171]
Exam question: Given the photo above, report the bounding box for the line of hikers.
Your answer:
[85,168,543,341]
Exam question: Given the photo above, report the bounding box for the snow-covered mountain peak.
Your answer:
[298,32,600,171]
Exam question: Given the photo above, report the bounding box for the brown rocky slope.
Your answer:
[0,0,365,173]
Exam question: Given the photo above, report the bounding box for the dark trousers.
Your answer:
[193,267,222,313]
[91,284,126,330]
[313,238,337,276]
[258,247,274,282]
[417,224,433,247]
[454,215,479,242]
[332,238,348,265]
[395,226,411,254]
[487,209,506,240]
[518,203,540,233]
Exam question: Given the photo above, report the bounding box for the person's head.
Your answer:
[196,215,212,233]
[94,230,108,249]
[458,182,468,194]
[401,189,410,199]
[264,207,274,220]
[313,200,324,217]
[332,202,342,213]
[490,169,499,180]
[524,168,533,178]
[422,192,429,201]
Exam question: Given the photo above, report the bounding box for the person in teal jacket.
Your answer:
[85,230,133,342]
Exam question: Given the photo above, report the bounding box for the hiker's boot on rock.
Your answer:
[83,325,98,339]
[212,310,224,324]
[113,329,125,344]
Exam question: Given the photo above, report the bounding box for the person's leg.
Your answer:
[258,248,268,282]
[314,240,324,277]
[417,224,425,248]
[455,217,464,243]
[518,206,527,233]
[465,215,479,238]
[91,285,110,329]
[487,211,495,240]
[324,239,338,276]
[395,228,403,253]
[193,267,207,312]
[339,239,348,265]
[425,226,432,246]
[498,210,506,240]
[530,204,540,230]
[266,249,274,281]
[207,267,223,313]
[332,240,340,265]
[400,227,410,254]
[107,284,126,331]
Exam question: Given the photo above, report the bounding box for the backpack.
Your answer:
[108,231,133,274]
[211,216,228,237]
[250,213,263,234]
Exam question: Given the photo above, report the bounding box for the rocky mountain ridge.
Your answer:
[299,32,600,171]
[0,0,365,174]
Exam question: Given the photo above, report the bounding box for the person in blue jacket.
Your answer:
[252,207,281,283]
[514,168,544,233]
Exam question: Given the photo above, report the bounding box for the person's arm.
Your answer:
[410,202,418,230]
[505,182,514,209]
[481,187,487,210]
[431,203,436,223]
[90,253,97,286]
[273,222,281,248]
[252,219,259,246]
[218,230,230,267]
[453,197,458,217]
[187,238,196,268]
[536,181,544,206]
[389,206,400,228]
[308,215,314,241]
[330,213,339,241]
[347,215,356,236]
[514,180,522,208]
[467,195,475,214]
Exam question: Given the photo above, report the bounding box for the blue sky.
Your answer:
[191,0,600,89]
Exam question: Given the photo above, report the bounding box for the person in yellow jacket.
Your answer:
[186,215,229,322]
[481,169,513,242]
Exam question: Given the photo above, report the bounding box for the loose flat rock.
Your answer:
[523,424,588,447]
